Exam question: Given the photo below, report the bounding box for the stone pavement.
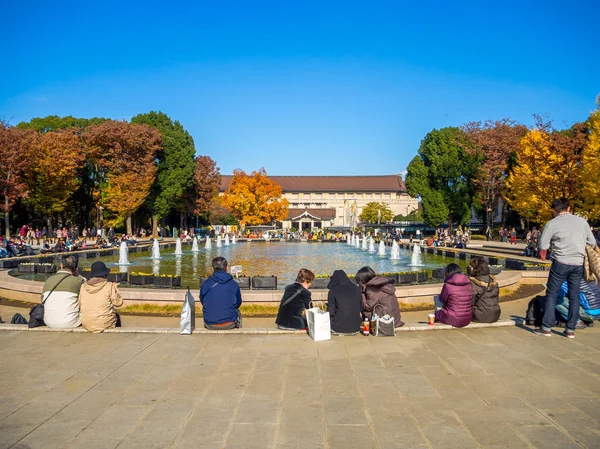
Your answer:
[1,326,600,449]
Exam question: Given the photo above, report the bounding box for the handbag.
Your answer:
[180,287,196,335]
[370,305,396,337]
[29,274,70,328]
[306,301,331,342]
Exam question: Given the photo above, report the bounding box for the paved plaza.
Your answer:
[1,326,600,449]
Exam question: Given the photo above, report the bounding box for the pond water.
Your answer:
[15,241,469,289]
[106,241,467,288]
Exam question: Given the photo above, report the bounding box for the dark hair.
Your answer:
[551,197,569,213]
[469,256,489,277]
[61,255,79,272]
[212,256,228,271]
[355,266,376,286]
[295,268,315,284]
[445,263,462,277]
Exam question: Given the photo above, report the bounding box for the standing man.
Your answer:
[43,255,85,329]
[535,198,597,338]
[200,257,242,330]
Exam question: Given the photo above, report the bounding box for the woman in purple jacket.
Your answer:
[435,263,473,328]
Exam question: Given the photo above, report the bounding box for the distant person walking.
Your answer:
[535,198,597,338]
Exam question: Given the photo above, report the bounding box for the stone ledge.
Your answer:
[0,319,517,335]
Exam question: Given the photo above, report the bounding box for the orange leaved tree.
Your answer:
[85,121,161,234]
[25,129,86,231]
[221,168,288,226]
[0,122,35,237]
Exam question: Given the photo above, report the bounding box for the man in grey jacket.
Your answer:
[535,198,597,338]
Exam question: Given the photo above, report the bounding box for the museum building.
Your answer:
[219,174,418,231]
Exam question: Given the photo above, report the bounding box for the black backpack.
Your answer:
[525,295,545,327]
[11,313,28,325]
[525,295,562,327]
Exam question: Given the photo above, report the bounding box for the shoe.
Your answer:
[533,328,551,337]
[586,321,594,328]
[563,330,575,339]
[575,320,587,330]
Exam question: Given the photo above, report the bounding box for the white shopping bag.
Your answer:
[180,287,196,335]
[306,302,331,342]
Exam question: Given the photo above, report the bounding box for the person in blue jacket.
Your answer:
[555,279,600,327]
[200,257,242,330]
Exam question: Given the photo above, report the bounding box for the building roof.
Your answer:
[287,208,337,220]
[220,175,406,193]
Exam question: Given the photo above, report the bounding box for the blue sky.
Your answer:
[1,0,598,176]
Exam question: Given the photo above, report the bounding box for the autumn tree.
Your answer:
[0,122,35,237]
[24,130,86,231]
[506,117,587,222]
[360,202,393,224]
[462,119,527,229]
[130,111,196,235]
[17,115,108,228]
[85,121,161,234]
[191,155,221,218]
[221,168,289,226]
[405,127,478,228]
[581,99,600,220]
[209,197,239,225]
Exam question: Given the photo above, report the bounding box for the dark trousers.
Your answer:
[543,261,583,332]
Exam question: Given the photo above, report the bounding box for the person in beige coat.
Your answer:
[79,261,123,333]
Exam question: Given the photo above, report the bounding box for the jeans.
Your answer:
[204,311,242,330]
[543,261,583,332]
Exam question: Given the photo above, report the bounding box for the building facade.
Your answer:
[220,174,418,231]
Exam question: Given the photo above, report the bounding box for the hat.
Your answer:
[89,261,110,278]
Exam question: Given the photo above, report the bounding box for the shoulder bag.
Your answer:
[28,274,71,328]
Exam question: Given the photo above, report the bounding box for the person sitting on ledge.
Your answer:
[43,255,85,329]
[79,261,123,333]
[200,256,242,330]
[434,263,472,328]
[275,268,314,330]
[355,266,404,328]
[469,257,501,323]
[327,270,362,334]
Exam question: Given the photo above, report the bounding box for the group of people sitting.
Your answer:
[275,266,405,333]
[196,256,503,333]
[434,257,501,328]
[0,238,35,258]
[41,255,123,333]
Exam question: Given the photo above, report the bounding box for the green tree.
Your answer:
[130,112,196,236]
[359,202,393,223]
[406,127,478,228]
[17,115,107,133]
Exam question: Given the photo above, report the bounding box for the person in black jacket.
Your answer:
[275,269,314,330]
[327,270,362,334]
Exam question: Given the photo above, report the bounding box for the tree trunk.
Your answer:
[180,212,185,232]
[152,214,158,238]
[46,216,52,242]
[4,196,9,239]
[501,200,508,228]
[126,215,132,236]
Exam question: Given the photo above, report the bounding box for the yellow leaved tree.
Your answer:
[506,117,586,223]
[221,168,289,226]
[581,99,600,220]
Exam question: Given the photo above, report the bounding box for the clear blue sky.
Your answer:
[1,0,598,176]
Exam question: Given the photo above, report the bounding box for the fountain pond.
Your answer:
[14,241,468,289]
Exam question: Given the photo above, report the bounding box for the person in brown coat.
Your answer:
[79,261,123,333]
[469,257,501,323]
[355,266,404,328]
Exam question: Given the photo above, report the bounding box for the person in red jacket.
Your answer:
[434,263,473,328]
